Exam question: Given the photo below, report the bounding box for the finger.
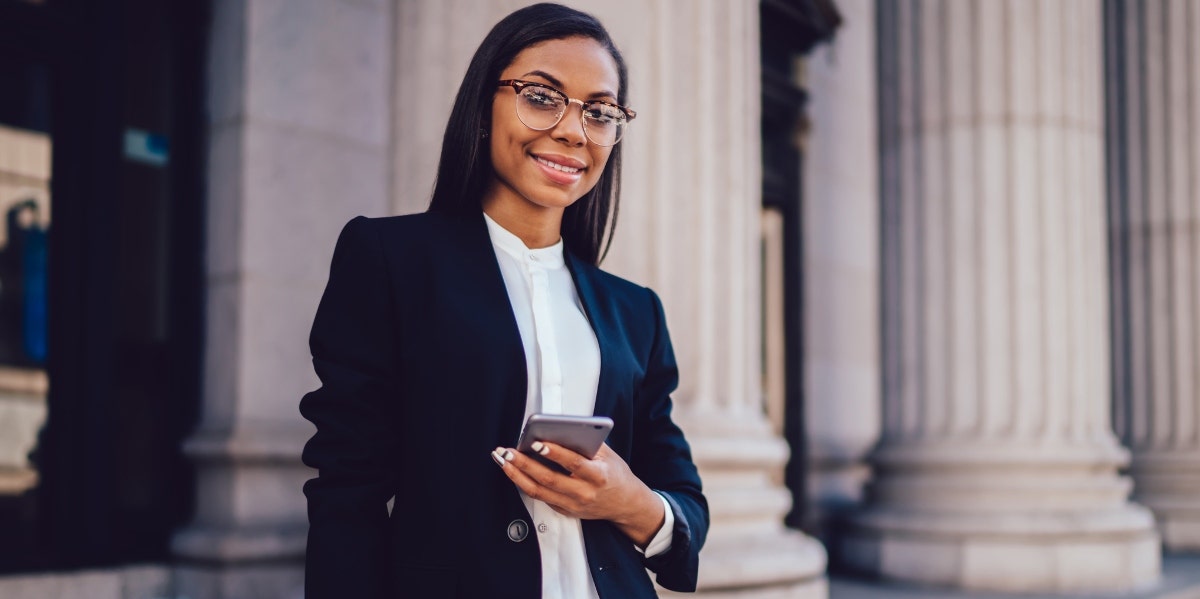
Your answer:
[532,441,595,481]
[492,448,576,508]
[506,445,573,481]
[496,447,586,496]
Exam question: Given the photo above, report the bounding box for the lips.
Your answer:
[530,152,586,185]
[535,156,581,173]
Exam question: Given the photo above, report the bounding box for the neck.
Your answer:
[481,197,563,250]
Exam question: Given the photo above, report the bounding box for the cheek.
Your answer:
[490,131,522,170]
[589,150,613,180]
[490,104,522,151]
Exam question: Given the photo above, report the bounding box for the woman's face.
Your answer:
[484,36,621,216]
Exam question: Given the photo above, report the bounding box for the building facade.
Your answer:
[0,0,1197,597]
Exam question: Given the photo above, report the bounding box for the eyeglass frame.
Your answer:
[495,79,637,146]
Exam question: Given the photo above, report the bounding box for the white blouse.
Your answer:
[483,213,673,598]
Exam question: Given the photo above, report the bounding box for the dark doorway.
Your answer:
[758,0,840,533]
[0,0,206,572]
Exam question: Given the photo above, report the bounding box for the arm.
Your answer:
[299,217,401,599]
[629,288,708,592]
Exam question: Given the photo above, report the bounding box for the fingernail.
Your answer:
[491,450,506,467]
[502,449,515,462]
[531,441,544,453]
[535,442,550,456]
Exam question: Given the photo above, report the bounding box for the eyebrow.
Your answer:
[521,70,617,101]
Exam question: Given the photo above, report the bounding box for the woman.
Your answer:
[300,4,707,598]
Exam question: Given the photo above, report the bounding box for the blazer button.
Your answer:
[507,519,529,542]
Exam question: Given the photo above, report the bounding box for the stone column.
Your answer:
[390,0,529,215]
[608,2,828,596]
[172,0,394,596]
[1106,0,1200,553]
[842,0,1160,592]
[801,0,882,540]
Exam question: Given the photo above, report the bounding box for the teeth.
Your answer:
[536,156,581,173]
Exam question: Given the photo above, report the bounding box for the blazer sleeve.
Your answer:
[299,216,401,599]
[631,288,710,592]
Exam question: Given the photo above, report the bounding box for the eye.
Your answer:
[584,104,625,125]
[521,87,562,109]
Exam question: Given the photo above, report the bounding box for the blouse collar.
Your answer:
[482,211,566,268]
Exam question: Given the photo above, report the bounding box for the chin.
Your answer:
[524,185,586,210]
[531,195,582,211]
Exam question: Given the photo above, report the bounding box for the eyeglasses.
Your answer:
[496,79,636,147]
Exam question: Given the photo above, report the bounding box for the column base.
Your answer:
[842,506,1160,592]
[662,576,827,599]
[843,439,1162,592]
[682,528,828,596]
[806,454,872,541]
[1131,451,1200,552]
[172,426,312,563]
[172,524,308,563]
[677,413,829,596]
[1157,511,1200,553]
[173,562,304,599]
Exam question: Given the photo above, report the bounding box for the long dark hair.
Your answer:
[426,3,628,266]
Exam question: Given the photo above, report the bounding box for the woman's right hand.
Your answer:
[492,442,666,547]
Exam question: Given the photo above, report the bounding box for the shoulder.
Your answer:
[595,266,657,303]
[338,210,481,253]
[349,210,467,238]
[571,258,668,327]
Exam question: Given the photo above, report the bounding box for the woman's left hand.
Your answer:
[492,442,666,547]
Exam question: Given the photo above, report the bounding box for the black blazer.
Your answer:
[300,211,708,598]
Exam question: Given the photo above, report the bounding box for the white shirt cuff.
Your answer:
[636,492,675,558]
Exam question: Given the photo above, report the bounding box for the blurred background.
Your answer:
[0,0,1198,598]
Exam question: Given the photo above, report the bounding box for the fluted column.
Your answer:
[390,0,526,215]
[802,0,882,539]
[609,1,828,596]
[843,0,1159,592]
[1107,0,1200,553]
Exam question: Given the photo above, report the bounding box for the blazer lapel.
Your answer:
[449,212,529,445]
[564,251,619,421]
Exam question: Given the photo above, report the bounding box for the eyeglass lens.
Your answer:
[514,84,627,146]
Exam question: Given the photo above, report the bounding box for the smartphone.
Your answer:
[516,413,614,474]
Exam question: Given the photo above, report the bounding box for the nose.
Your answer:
[550,99,587,147]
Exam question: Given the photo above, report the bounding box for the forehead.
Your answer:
[501,36,620,97]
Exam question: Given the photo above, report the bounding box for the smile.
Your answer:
[534,156,582,173]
